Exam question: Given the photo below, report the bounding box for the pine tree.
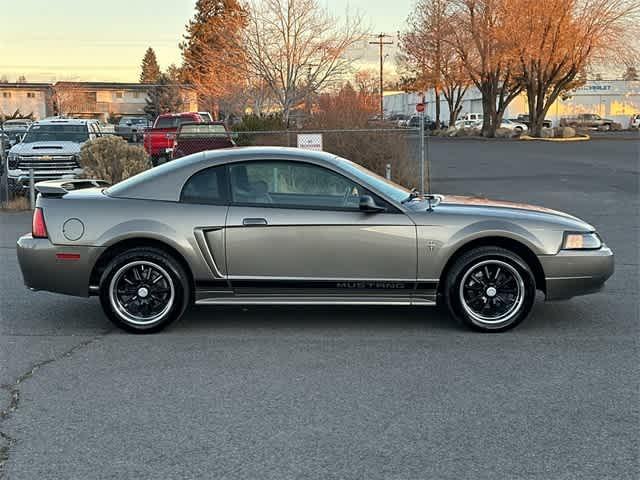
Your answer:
[179,0,248,116]
[144,74,184,120]
[140,47,162,84]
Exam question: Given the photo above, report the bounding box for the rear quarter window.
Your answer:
[180,166,228,205]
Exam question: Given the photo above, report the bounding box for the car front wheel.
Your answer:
[99,248,190,333]
[444,247,536,332]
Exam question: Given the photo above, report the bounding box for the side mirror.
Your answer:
[359,195,386,213]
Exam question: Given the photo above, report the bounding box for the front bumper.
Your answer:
[17,234,105,297]
[540,246,614,300]
[8,170,83,193]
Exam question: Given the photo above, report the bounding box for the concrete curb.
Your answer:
[519,134,591,142]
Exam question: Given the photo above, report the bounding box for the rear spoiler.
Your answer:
[35,179,111,197]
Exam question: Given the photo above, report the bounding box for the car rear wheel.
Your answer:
[99,248,190,333]
[444,247,536,332]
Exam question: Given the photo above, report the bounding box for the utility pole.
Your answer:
[369,33,393,120]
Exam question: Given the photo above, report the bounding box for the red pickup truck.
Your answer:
[143,112,204,165]
[171,122,235,159]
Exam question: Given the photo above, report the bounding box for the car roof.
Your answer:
[158,112,200,118]
[34,118,90,126]
[107,147,343,202]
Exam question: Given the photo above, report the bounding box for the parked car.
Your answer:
[514,114,552,129]
[19,147,613,334]
[629,113,640,129]
[560,113,614,130]
[406,115,446,130]
[460,112,484,123]
[115,116,150,143]
[387,113,409,126]
[454,119,483,129]
[5,118,101,194]
[143,112,204,165]
[500,119,529,133]
[2,118,33,145]
[171,122,235,159]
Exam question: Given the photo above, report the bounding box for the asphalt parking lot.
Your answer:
[0,138,638,479]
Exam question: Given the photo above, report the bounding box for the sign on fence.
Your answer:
[297,133,323,151]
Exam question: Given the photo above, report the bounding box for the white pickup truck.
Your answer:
[5,118,101,194]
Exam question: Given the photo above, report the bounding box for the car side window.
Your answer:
[181,166,228,205]
[228,161,370,210]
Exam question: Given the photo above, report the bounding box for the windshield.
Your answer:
[336,157,412,203]
[121,118,147,125]
[22,124,89,143]
[155,116,197,129]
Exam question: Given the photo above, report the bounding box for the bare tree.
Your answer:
[509,0,639,136]
[244,0,366,125]
[399,0,470,127]
[52,83,89,116]
[450,0,523,137]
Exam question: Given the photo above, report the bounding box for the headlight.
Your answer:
[7,153,19,169]
[562,232,602,250]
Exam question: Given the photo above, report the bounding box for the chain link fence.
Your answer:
[227,128,429,190]
[1,124,433,209]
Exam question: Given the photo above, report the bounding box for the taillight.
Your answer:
[32,207,48,239]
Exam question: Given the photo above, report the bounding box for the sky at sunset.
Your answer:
[0,0,411,83]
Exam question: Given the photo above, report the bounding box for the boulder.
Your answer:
[554,126,575,138]
[495,127,514,138]
[541,127,554,138]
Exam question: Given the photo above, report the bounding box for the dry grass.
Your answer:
[1,196,31,211]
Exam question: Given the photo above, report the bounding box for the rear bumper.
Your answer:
[540,246,614,300]
[16,234,104,297]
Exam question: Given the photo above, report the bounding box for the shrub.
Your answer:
[320,131,416,189]
[232,114,286,146]
[79,136,152,184]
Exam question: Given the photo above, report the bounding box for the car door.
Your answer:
[223,159,417,296]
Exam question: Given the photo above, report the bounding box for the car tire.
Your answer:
[444,247,536,332]
[99,247,191,333]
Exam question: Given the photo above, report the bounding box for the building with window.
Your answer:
[1,82,200,122]
[0,83,53,119]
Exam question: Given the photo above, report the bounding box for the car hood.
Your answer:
[408,194,594,231]
[10,141,82,155]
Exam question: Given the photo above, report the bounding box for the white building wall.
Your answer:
[0,88,49,119]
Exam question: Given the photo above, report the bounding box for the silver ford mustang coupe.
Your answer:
[17,147,614,333]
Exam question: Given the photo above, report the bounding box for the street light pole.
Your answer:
[369,33,393,119]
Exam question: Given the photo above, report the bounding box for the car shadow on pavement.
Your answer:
[172,304,457,334]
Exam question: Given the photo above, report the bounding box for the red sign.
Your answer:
[416,103,425,113]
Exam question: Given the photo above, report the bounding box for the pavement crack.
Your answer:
[0,330,113,477]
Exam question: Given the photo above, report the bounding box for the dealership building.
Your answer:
[384,80,640,128]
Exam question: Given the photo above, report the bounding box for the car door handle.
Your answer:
[242,218,268,226]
